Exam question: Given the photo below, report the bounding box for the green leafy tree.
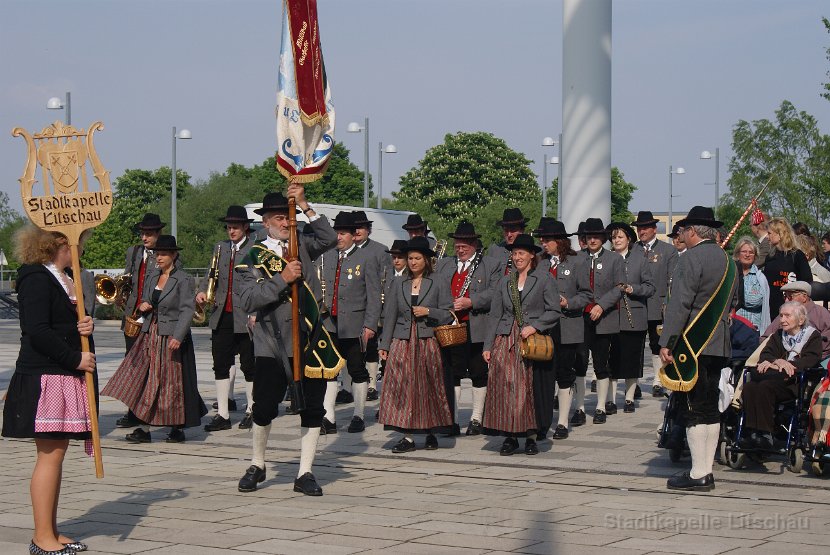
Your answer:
[823,17,830,103]
[82,167,191,268]
[0,191,26,273]
[719,100,830,233]
[611,167,637,223]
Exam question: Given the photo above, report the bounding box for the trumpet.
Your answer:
[94,273,132,307]
[194,245,221,324]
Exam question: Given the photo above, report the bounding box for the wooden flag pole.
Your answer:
[287,182,305,411]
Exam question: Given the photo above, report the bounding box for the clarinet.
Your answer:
[618,283,635,328]
[458,249,482,298]
[318,254,329,314]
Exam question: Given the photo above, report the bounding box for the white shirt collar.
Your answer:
[44,263,75,300]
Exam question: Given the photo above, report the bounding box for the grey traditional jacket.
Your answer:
[435,253,500,344]
[236,216,337,359]
[616,248,655,332]
[638,238,678,321]
[122,245,157,329]
[484,242,513,276]
[358,237,393,273]
[201,235,255,333]
[586,248,625,335]
[317,244,382,339]
[139,267,195,343]
[659,239,736,358]
[378,275,453,350]
[483,270,561,352]
[538,252,591,345]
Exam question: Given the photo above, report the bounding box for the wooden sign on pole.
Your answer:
[12,120,113,478]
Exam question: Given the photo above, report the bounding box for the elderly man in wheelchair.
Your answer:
[740,301,823,450]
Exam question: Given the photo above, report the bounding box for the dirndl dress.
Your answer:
[483,322,538,437]
[102,317,206,427]
[378,324,452,433]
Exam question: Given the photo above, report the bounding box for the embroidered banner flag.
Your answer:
[276,0,335,182]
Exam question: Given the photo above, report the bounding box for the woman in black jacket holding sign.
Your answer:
[482,234,560,455]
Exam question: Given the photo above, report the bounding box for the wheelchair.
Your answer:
[720,365,827,473]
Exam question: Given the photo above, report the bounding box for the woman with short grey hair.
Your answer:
[733,236,770,332]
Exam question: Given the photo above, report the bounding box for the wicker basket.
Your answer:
[434,311,468,347]
[123,311,142,338]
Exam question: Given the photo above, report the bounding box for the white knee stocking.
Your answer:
[608,379,617,405]
[575,379,586,411]
[625,378,638,402]
[352,382,368,419]
[557,387,573,427]
[244,380,254,413]
[471,386,486,423]
[324,381,338,422]
[367,362,379,390]
[454,386,462,422]
[298,426,321,477]
[251,423,272,470]
[595,378,609,413]
[215,379,231,419]
[687,425,709,479]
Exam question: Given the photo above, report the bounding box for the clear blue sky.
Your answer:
[2,0,829,220]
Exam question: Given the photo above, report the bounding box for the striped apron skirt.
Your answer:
[809,377,830,446]
[102,319,205,427]
[484,323,537,437]
[378,325,452,433]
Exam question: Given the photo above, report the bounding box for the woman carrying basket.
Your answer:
[102,235,207,443]
[483,234,561,455]
[378,237,454,453]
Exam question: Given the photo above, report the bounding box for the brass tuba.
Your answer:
[194,245,221,324]
[94,273,132,307]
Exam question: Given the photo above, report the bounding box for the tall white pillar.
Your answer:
[562,0,612,234]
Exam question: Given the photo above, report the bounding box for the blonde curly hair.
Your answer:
[13,225,68,265]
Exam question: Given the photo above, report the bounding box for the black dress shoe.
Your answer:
[424,434,438,450]
[204,414,232,432]
[63,541,88,552]
[335,390,354,405]
[125,428,151,443]
[116,412,139,428]
[443,423,461,437]
[165,428,185,443]
[667,471,715,492]
[605,402,618,415]
[366,387,379,401]
[466,419,483,436]
[590,379,597,392]
[347,416,365,433]
[570,409,586,427]
[500,437,519,456]
[28,541,76,555]
[652,384,666,398]
[755,432,774,450]
[238,413,253,430]
[593,410,606,424]
[551,424,569,440]
[294,472,323,496]
[238,465,266,492]
[392,437,416,453]
[525,438,539,455]
[634,384,642,399]
[320,418,337,434]
[623,400,635,413]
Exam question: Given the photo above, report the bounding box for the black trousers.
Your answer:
[580,315,612,379]
[554,342,578,389]
[677,355,728,427]
[742,372,797,433]
[211,312,255,381]
[365,334,379,364]
[444,339,488,388]
[610,330,647,380]
[647,320,662,356]
[334,336,369,383]
[252,356,325,428]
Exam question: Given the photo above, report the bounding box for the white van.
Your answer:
[244,203,421,249]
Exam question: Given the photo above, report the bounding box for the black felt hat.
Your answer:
[402,214,428,230]
[154,235,182,251]
[606,222,637,243]
[631,211,659,227]
[676,206,723,228]
[505,233,541,254]
[448,221,481,240]
[352,210,373,227]
[254,192,290,215]
[667,223,683,239]
[534,218,569,238]
[582,217,608,236]
[401,236,436,258]
[496,208,528,227]
[134,213,165,231]
[219,205,254,223]
[387,240,408,255]
[332,211,358,231]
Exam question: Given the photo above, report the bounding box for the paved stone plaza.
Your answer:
[2,319,829,554]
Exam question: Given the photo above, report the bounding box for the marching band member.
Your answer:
[606,222,654,414]
[318,212,381,434]
[668,223,687,254]
[485,208,528,275]
[535,218,591,439]
[353,210,391,402]
[574,218,624,425]
[483,234,560,453]
[389,240,408,277]
[378,237,454,452]
[435,222,500,436]
[103,235,207,444]
[115,213,164,430]
[402,214,437,249]
[198,206,256,432]
[632,211,677,398]
[234,187,337,496]
[661,206,737,492]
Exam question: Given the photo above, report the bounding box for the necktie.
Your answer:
[331,252,345,316]
[224,246,236,312]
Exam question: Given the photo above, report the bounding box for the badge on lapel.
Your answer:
[355,264,361,277]
[347,268,354,280]
[564,269,571,275]
[596,263,603,270]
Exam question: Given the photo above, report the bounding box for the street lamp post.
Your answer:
[377,142,397,210]
[46,92,71,125]
[171,126,192,239]
[347,118,370,208]
[669,165,686,232]
[541,137,557,216]
[700,148,720,215]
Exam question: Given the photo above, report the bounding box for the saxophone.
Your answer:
[193,244,221,324]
